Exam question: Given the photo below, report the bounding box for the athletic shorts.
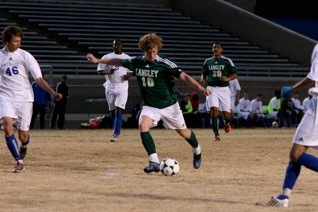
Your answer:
[205,86,231,112]
[139,102,187,130]
[293,96,318,147]
[104,82,128,111]
[0,101,32,131]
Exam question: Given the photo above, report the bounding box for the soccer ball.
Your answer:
[159,158,180,176]
[272,121,279,128]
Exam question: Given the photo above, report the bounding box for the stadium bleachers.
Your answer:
[0,0,309,77]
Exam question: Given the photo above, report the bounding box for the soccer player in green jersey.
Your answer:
[87,33,211,173]
[200,41,238,142]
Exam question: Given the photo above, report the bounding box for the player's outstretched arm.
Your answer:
[86,53,121,66]
[179,72,211,96]
[282,77,314,98]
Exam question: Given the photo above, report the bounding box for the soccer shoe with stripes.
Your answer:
[13,162,25,173]
[143,162,160,173]
[193,153,201,169]
[224,123,232,133]
[19,146,27,159]
[256,196,289,207]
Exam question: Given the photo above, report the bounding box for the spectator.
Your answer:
[237,91,255,127]
[49,75,69,129]
[229,78,241,114]
[30,73,53,129]
[267,90,281,121]
[180,93,194,127]
[250,93,270,128]
[279,98,299,128]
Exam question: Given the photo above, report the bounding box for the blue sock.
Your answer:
[113,113,123,135]
[6,134,21,161]
[282,161,301,191]
[298,152,318,172]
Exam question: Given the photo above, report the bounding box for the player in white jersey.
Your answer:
[229,78,241,113]
[0,26,62,173]
[97,39,131,142]
[257,43,318,207]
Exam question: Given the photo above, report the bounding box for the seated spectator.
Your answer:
[180,93,193,127]
[278,98,301,128]
[237,91,255,128]
[267,90,281,121]
[250,93,271,128]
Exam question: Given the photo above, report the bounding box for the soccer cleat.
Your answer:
[224,123,232,133]
[19,146,27,159]
[256,196,289,208]
[214,134,221,142]
[13,162,25,173]
[143,162,160,173]
[110,134,119,142]
[193,153,201,169]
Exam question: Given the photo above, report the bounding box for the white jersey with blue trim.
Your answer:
[0,47,42,102]
[97,52,131,85]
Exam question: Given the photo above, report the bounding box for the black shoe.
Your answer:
[193,153,201,169]
[143,162,160,173]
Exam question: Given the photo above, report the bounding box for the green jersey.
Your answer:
[201,55,237,87]
[120,55,181,109]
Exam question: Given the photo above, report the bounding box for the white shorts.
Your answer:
[139,102,187,130]
[206,86,231,112]
[0,101,32,131]
[104,82,128,111]
[293,96,318,147]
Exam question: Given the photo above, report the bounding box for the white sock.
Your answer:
[282,188,292,197]
[193,145,201,155]
[149,153,159,163]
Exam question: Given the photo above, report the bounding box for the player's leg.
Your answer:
[211,107,220,141]
[1,101,25,172]
[139,106,161,173]
[206,87,221,141]
[219,87,232,133]
[257,108,317,207]
[111,90,128,141]
[17,102,32,162]
[161,103,202,169]
[176,128,202,169]
[49,103,58,129]
[57,103,66,129]
[30,104,38,129]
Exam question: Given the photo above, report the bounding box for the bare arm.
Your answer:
[35,77,62,101]
[292,77,315,90]
[86,53,121,66]
[179,72,211,96]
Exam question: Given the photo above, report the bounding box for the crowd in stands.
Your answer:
[175,87,313,129]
